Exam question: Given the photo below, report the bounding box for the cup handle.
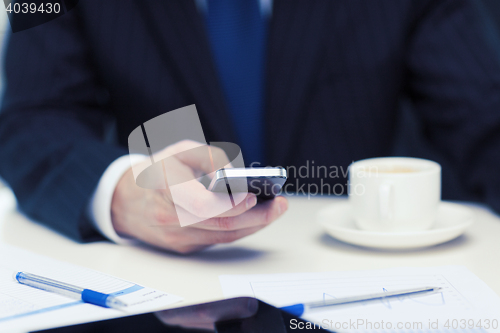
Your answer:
[379,182,394,227]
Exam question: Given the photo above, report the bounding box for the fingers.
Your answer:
[190,225,268,246]
[179,145,232,174]
[168,177,258,220]
[158,157,234,218]
[191,197,288,231]
[165,191,255,224]
[147,198,288,253]
[168,180,234,218]
[165,139,207,155]
[168,140,232,175]
[159,141,248,220]
[214,193,257,217]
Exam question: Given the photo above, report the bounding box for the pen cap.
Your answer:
[82,289,110,307]
[280,304,305,317]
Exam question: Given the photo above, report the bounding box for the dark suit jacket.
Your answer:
[1,0,500,242]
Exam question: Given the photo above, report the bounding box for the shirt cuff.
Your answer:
[88,154,147,244]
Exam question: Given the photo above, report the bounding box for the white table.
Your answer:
[1,187,499,308]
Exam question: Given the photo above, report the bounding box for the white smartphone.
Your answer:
[207,167,287,200]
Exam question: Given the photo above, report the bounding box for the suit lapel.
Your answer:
[135,0,237,143]
[265,0,332,165]
[136,0,332,163]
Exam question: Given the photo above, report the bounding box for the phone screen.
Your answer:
[208,167,287,200]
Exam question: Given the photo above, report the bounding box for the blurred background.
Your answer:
[0,7,6,190]
[391,0,500,202]
[0,1,499,199]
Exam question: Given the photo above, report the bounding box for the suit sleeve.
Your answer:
[0,9,127,242]
[407,0,500,212]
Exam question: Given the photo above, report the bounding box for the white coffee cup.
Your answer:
[349,157,441,232]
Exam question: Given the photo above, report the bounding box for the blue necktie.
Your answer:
[205,0,267,166]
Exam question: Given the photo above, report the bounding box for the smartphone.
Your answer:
[207,167,287,200]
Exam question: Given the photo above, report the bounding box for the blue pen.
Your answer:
[14,271,128,310]
[280,286,442,316]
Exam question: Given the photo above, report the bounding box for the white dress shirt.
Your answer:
[88,154,146,243]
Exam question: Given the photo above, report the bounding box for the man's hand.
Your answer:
[110,140,288,254]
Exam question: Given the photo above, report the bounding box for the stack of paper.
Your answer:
[0,244,182,332]
[220,266,500,333]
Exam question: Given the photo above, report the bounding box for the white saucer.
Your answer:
[317,202,474,249]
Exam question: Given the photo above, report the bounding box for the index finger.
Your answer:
[169,178,252,220]
[166,140,234,176]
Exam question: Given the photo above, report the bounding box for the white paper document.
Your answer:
[220,266,500,333]
[0,244,182,332]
